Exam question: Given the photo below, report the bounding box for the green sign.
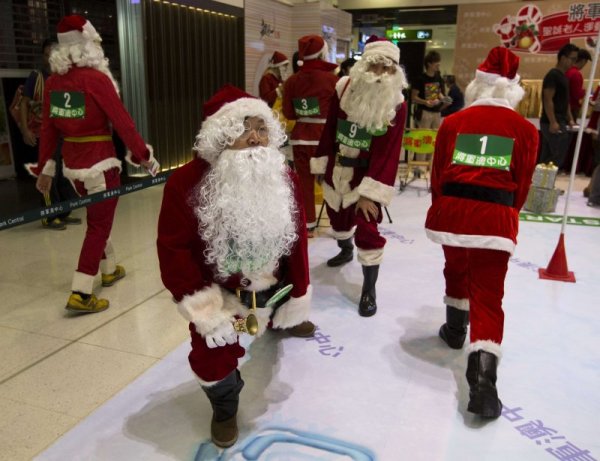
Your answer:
[452,133,514,171]
[519,213,600,227]
[385,28,432,41]
[336,118,374,150]
[50,91,85,118]
[293,97,320,117]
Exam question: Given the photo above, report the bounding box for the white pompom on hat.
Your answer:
[361,35,400,65]
[57,14,101,45]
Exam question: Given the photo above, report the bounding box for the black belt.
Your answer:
[225,281,290,310]
[442,182,514,207]
[336,154,369,168]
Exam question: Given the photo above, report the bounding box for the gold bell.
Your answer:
[232,289,259,336]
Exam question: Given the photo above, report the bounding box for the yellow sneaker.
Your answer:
[65,294,109,314]
[101,265,126,287]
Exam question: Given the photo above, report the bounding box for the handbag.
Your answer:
[9,71,44,136]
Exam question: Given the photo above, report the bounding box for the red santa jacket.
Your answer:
[37,67,150,180]
[282,60,338,145]
[157,157,311,337]
[425,99,538,254]
[258,71,281,107]
[311,76,407,211]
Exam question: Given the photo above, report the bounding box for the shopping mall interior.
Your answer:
[1,0,599,460]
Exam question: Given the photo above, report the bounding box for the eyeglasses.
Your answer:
[240,120,269,140]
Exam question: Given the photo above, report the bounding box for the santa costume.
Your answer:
[425,47,538,418]
[258,51,289,107]
[311,36,408,317]
[282,35,338,232]
[157,85,313,448]
[35,15,157,313]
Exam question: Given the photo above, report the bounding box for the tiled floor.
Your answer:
[0,172,598,460]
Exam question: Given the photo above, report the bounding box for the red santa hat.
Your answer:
[196,84,285,164]
[361,35,400,64]
[297,35,327,67]
[269,51,289,68]
[475,46,520,85]
[57,14,101,45]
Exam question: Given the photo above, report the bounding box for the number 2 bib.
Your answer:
[50,91,85,119]
[452,133,514,171]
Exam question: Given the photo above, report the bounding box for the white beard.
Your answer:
[341,68,406,132]
[194,146,298,280]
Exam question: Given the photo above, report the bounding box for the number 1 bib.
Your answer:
[452,133,514,171]
[50,91,85,119]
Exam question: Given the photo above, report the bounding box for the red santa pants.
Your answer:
[292,144,317,228]
[327,202,386,251]
[188,323,245,382]
[442,245,510,344]
[72,168,120,281]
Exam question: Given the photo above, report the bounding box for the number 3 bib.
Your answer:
[452,133,514,171]
[50,91,85,119]
[293,97,320,117]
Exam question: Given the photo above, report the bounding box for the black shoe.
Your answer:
[466,350,502,419]
[327,237,354,267]
[358,292,377,317]
[439,306,469,349]
[358,265,379,317]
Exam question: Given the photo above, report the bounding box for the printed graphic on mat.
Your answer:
[194,426,376,460]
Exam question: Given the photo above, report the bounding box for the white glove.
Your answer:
[142,157,160,177]
[204,320,239,349]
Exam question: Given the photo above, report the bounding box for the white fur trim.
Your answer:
[357,176,396,207]
[71,271,95,294]
[271,285,312,329]
[299,42,328,65]
[362,41,400,64]
[331,228,355,240]
[125,144,154,166]
[289,140,320,146]
[475,69,519,86]
[469,98,514,110]
[99,240,116,274]
[444,296,470,311]
[24,163,39,178]
[63,158,122,181]
[467,340,502,361]
[322,181,341,212]
[195,375,221,387]
[310,156,329,174]
[271,60,289,68]
[341,188,361,209]
[58,21,101,45]
[42,160,56,177]
[178,285,230,336]
[357,248,383,266]
[425,229,516,255]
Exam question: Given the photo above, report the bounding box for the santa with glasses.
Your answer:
[157,84,315,449]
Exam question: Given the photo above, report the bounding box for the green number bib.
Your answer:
[293,97,320,116]
[50,91,85,119]
[336,119,374,150]
[452,134,514,171]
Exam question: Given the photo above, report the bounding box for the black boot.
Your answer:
[202,369,245,448]
[327,237,354,267]
[358,265,379,317]
[439,305,469,349]
[466,350,502,419]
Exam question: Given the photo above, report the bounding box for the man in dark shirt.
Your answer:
[441,75,464,117]
[539,43,578,167]
[411,50,449,128]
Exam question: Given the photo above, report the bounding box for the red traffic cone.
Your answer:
[538,233,576,282]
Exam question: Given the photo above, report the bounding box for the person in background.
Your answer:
[425,47,538,419]
[282,35,338,237]
[34,15,159,314]
[258,51,291,108]
[157,85,315,448]
[565,48,591,119]
[20,38,80,229]
[311,36,408,317]
[441,75,464,117]
[337,57,356,78]
[539,43,578,168]
[411,50,449,128]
